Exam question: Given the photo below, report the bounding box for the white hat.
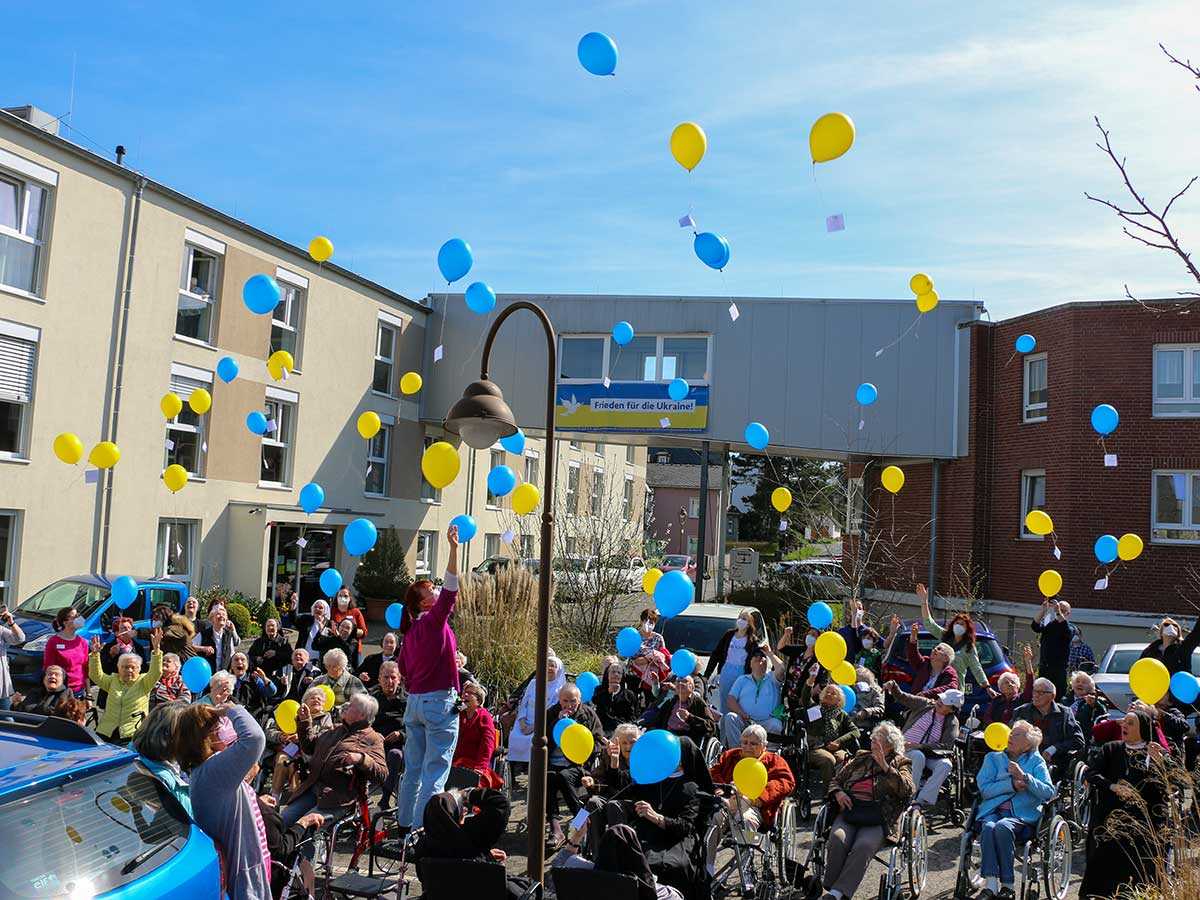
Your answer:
[938,689,965,709]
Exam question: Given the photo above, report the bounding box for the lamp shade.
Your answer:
[444,379,518,449]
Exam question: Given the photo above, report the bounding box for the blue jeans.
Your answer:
[396,689,460,828]
[979,811,1034,885]
[717,666,740,715]
[0,696,11,711]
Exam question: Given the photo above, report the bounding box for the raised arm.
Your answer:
[917,584,944,639]
[428,525,461,627]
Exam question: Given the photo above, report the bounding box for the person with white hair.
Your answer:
[88,628,163,742]
[149,651,192,707]
[312,647,366,710]
[903,619,960,698]
[974,720,1054,900]
[1013,677,1084,780]
[203,670,236,706]
[1031,598,1073,699]
[295,598,332,660]
[884,681,963,808]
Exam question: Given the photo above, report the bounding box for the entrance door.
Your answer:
[267,524,337,610]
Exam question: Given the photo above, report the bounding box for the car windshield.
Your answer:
[600,556,632,568]
[885,632,1004,669]
[661,615,738,655]
[1103,648,1144,675]
[0,760,190,897]
[554,558,588,572]
[16,580,112,620]
[663,556,689,567]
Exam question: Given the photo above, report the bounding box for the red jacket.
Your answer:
[1091,717,1168,749]
[453,707,497,772]
[710,748,795,827]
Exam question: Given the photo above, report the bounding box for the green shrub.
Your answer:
[353,528,413,601]
[225,601,253,639]
[258,600,281,628]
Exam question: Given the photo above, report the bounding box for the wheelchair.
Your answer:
[803,799,928,900]
[952,797,1072,900]
[705,785,801,899]
[770,714,815,821]
[911,742,966,828]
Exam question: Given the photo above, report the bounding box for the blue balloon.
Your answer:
[500,427,526,455]
[1015,334,1036,354]
[807,601,833,630]
[654,570,694,618]
[437,238,473,283]
[1094,534,1119,565]
[694,232,730,270]
[630,730,681,785]
[343,518,378,556]
[1170,671,1200,704]
[616,626,642,658]
[577,31,618,76]
[553,717,575,746]
[385,603,404,630]
[243,274,281,315]
[668,378,689,402]
[465,281,496,315]
[449,514,478,542]
[319,568,343,598]
[487,466,516,498]
[299,482,324,515]
[612,321,635,346]
[216,356,239,383]
[670,649,697,679]
[181,656,213,694]
[246,411,268,435]
[576,671,600,703]
[1091,404,1119,436]
[744,422,769,451]
[111,575,138,610]
[856,383,878,406]
[841,685,857,713]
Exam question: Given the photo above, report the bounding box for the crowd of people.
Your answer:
[3,545,1198,900]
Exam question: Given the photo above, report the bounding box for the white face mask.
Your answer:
[337,597,350,609]
[861,639,875,650]
[805,634,817,648]
[736,618,748,632]
[952,623,966,638]
[1162,625,1178,639]
[641,622,654,634]
[72,616,86,631]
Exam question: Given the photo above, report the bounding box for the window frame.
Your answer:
[0,509,19,605]
[373,320,398,397]
[365,420,392,498]
[558,333,713,385]
[420,435,442,504]
[271,270,307,366]
[416,530,437,576]
[1022,353,1048,423]
[0,320,39,460]
[1151,469,1200,544]
[484,533,501,560]
[525,449,540,489]
[688,496,701,518]
[486,448,505,509]
[176,239,223,345]
[624,474,634,521]
[1152,344,1200,417]
[260,392,297,488]
[164,364,212,478]
[847,477,865,535]
[1019,469,1047,540]
[155,519,196,588]
[0,168,51,297]
[626,445,636,465]
[591,467,605,517]
[566,461,580,509]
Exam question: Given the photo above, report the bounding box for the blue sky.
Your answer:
[5,1,1199,319]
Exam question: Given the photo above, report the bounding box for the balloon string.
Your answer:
[875,313,921,357]
[811,163,828,216]
[436,291,448,361]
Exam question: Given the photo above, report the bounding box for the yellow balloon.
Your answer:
[642,568,663,594]
[160,392,183,420]
[1038,569,1063,598]
[561,722,595,765]
[1130,658,1170,704]
[274,699,299,734]
[1118,533,1144,562]
[815,631,847,670]
[53,432,83,465]
[909,273,933,295]
[771,487,792,513]
[309,236,334,263]
[268,350,294,381]
[421,441,461,490]
[1024,510,1053,536]
[163,464,189,493]
[512,482,541,516]
[809,112,856,164]
[881,465,905,494]
[189,388,212,415]
[916,291,939,314]
[670,122,707,172]
[832,660,857,686]
[89,441,120,469]
[357,411,381,440]
[319,684,335,712]
[400,372,423,395]
[733,757,768,801]
[984,722,1011,752]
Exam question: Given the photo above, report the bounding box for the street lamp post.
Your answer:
[442,301,557,883]
[678,506,687,555]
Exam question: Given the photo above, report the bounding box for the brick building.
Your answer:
[854,299,1200,650]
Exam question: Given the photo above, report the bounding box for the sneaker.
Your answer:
[998,888,1016,900]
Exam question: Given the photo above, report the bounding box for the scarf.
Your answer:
[241,781,271,876]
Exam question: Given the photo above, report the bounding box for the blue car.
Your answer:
[8,576,189,686]
[881,620,1017,712]
[0,712,220,898]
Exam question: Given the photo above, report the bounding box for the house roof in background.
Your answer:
[646,464,722,490]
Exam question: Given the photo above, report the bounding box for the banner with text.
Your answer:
[555,383,709,432]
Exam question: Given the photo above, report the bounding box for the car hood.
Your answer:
[10,617,53,646]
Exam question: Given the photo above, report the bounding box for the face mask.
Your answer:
[736,618,748,632]
[72,617,85,631]
[337,597,350,610]
[952,623,966,638]
[861,639,874,651]
[214,716,237,746]
[805,635,817,648]
[1162,625,1178,639]
[641,622,654,634]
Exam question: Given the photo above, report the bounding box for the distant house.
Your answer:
[646,463,723,559]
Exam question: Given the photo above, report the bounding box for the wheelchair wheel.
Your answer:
[702,736,722,770]
[906,809,928,898]
[1041,814,1072,900]
[1071,763,1091,831]
[774,798,800,887]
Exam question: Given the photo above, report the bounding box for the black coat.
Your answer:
[1030,617,1072,673]
[1139,619,1200,675]
[313,632,358,671]
[702,629,759,678]
[369,684,407,744]
[197,625,238,672]
[248,634,291,677]
[357,652,397,687]
[16,683,72,715]
[593,685,642,732]
[646,693,715,744]
[278,663,320,703]
[545,701,605,766]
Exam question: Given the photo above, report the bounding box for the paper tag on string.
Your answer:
[164,439,175,451]
[296,538,308,549]
[434,345,444,363]
[202,441,208,453]
[1094,577,1108,591]
[678,214,695,228]
[502,529,515,544]
[858,419,865,431]
[176,543,183,557]
[728,303,740,322]
[779,520,789,532]
[282,368,290,380]
[1104,454,1117,467]
[1053,545,1061,560]
[570,809,590,831]
[659,417,671,428]
[365,464,373,477]
[806,706,822,723]
[84,469,99,484]
[825,214,845,233]
[602,377,611,389]
[265,420,277,434]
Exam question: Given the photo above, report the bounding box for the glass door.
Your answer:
[267,524,337,609]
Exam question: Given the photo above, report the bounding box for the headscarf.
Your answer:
[676,735,715,794]
[1131,709,1154,744]
[595,824,657,900]
[520,656,566,715]
[421,792,479,859]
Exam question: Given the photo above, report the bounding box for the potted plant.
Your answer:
[353,528,413,623]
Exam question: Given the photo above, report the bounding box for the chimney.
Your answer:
[1,105,61,135]
[116,145,126,166]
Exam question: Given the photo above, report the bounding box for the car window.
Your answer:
[660,616,737,654]
[664,556,689,567]
[1103,648,1143,675]
[0,761,191,897]
[16,581,111,619]
[976,638,1002,668]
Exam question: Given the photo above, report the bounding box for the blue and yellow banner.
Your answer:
[555,383,709,432]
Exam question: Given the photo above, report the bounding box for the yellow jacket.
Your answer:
[89,649,162,739]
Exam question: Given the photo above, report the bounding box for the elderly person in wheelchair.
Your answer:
[884,681,963,809]
[973,720,1055,900]
[817,721,915,900]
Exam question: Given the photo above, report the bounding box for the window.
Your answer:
[559,334,712,386]
[567,463,580,509]
[688,496,701,518]
[1023,353,1047,422]
[0,322,38,458]
[624,475,634,520]
[365,422,391,496]
[1020,470,1047,538]
[261,391,296,486]
[485,533,501,559]
[487,449,505,508]
[559,337,605,380]
[594,441,605,457]
[520,534,534,559]
[176,238,223,344]
[611,336,658,381]
[0,171,49,295]
[626,445,635,464]
[591,468,605,516]
[271,275,306,364]
[373,321,397,395]
[565,536,578,557]
[662,337,708,381]
[1153,345,1200,416]
[0,510,17,604]
[525,450,540,488]
[416,531,436,576]
[165,365,211,476]
[421,435,442,503]
[847,477,865,534]
[156,519,195,588]
[656,452,670,464]
[1152,471,1200,542]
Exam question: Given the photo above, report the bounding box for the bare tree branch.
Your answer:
[1161,42,1200,91]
